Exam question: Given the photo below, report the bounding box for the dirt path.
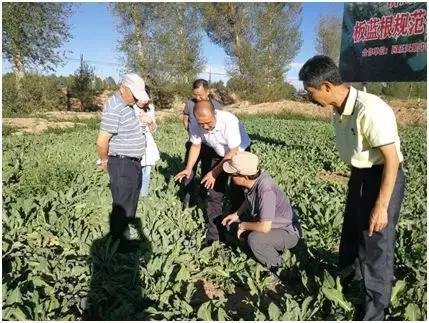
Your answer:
[2,117,87,134]
[224,98,427,127]
[3,98,426,134]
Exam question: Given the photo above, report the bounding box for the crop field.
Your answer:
[2,116,427,320]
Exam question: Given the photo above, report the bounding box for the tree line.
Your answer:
[2,3,426,116]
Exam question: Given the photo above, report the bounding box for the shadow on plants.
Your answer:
[189,279,212,307]
[158,152,185,188]
[158,150,208,211]
[83,205,153,320]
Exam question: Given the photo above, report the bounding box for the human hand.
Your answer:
[148,122,157,133]
[237,224,245,239]
[96,159,108,171]
[174,168,192,183]
[368,204,388,237]
[222,213,239,226]
[139,114,152,125]
[201,171,217,190]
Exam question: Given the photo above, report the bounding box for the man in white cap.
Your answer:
[96,73,150,241]
[221,151,301,272]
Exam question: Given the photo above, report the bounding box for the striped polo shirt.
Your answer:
[100,92,146,158]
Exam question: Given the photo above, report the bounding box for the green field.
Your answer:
[2,117,427,320]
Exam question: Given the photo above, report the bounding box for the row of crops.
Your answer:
[2,116,426,320]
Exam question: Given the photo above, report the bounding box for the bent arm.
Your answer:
[96,130,112,161]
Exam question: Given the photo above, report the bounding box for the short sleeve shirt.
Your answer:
[100,92,145,158]
[334,86,403,168]
[188,110,251,157]
[245,172,297,234]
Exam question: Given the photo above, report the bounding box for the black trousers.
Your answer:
[201,146,250,244]
[107,156,142,239]
[339,164,406,320]
[183,141,211,203]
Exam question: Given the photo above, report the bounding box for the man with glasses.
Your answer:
[175,100,251,246]
[96,73,149,241]
[221,151,301,274]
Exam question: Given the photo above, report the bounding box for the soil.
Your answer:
[3,94,426,134]
[315,170,350,184]
[3,117,86,134]
[224,98,427,127]
[194,278,225,300]
[44,111,101,120]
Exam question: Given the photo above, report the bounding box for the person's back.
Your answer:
[246,172,296,232]
[221,152,300,271]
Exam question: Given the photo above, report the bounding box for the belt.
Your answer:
[109,155,142,162]
[352,162,403,171]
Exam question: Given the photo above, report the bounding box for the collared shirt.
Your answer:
[334,86,403,168]
[245,172,298,234]
[189,110,251,157]
[100,91,146,158]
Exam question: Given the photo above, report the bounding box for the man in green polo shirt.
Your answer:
[299,55,406,321]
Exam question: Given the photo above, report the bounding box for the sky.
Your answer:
[2,2,344,90]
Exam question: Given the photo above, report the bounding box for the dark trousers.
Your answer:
[201,146,250,244]
[247,229,299,269]
[183,141,210,203]
[339,165,406,320]
[107,156,142,239]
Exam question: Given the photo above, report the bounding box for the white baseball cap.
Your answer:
[121,73,150,102]
[223,151,259,176]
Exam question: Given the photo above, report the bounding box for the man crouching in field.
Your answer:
[299,55,406,320]
[221,152,301,274]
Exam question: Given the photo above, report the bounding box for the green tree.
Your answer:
[200,3,253,85]
[112,3,205,107]
[2,3,73,90]
[147,3,205,97]
[250,3,302,102]
[315,14,342,63]
[71,55,96,111]
[112,3,152,81]
[200,3,302,102]
[104,77,117,90]
[2,73,68,116]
